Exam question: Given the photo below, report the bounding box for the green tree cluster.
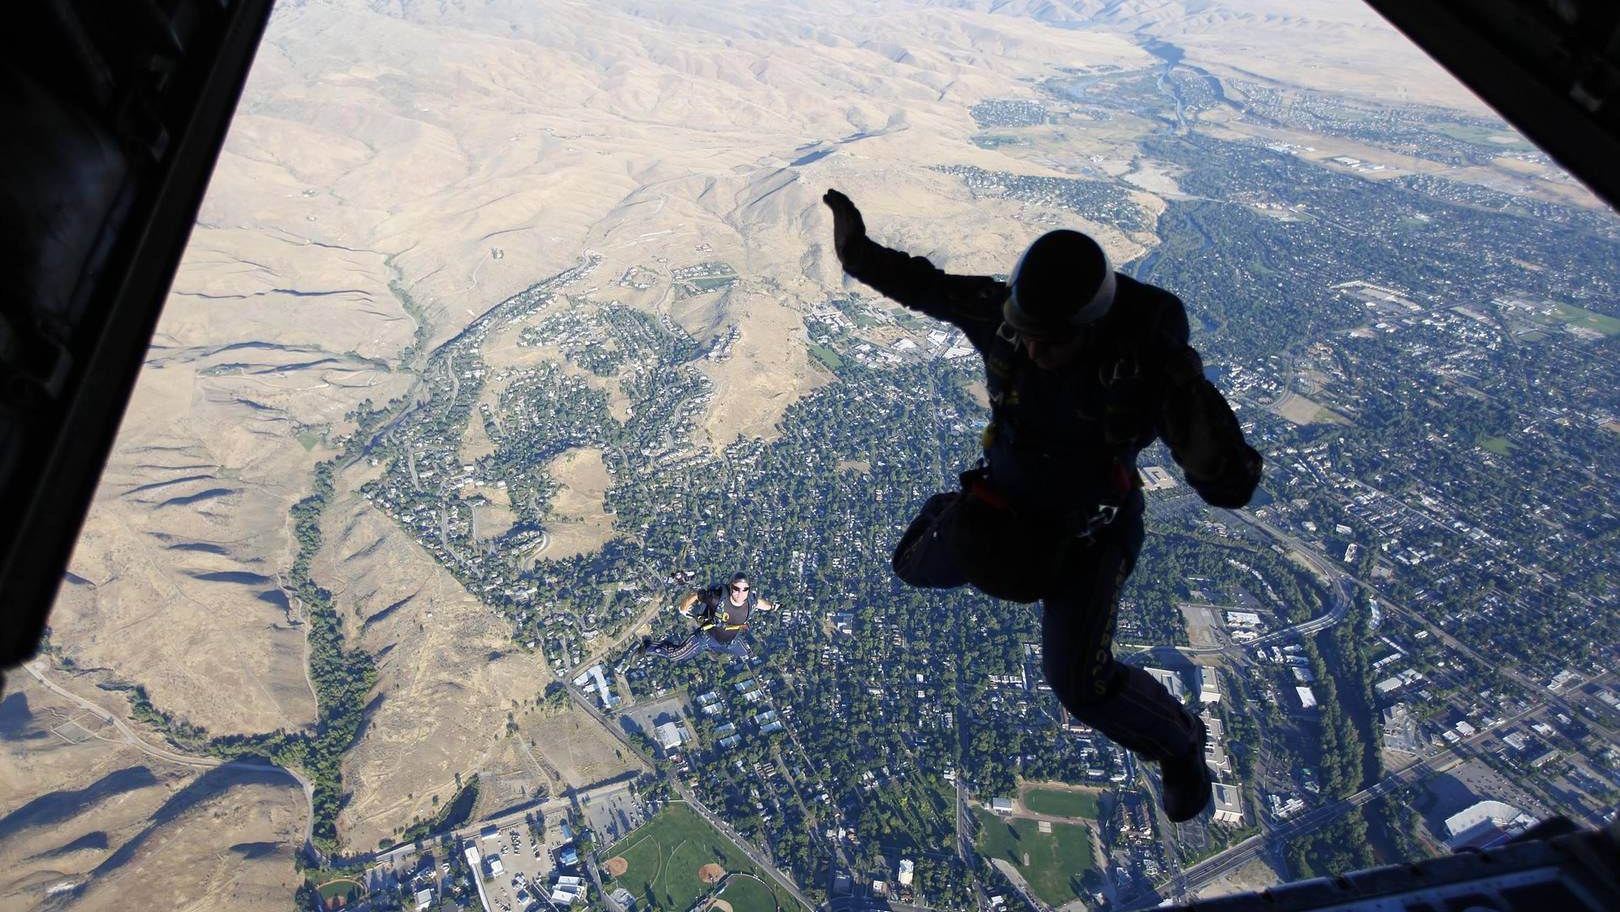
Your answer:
[209,460,377,852]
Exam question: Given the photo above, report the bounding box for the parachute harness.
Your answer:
[699,614,749,633]
[694,588,754,633]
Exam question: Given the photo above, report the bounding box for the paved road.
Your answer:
[580,595,669,674]
[24,661,318,851]
[1177,756,1439,893]
[369,794,573,869]
[989,857,1050,912]
[562,683,815,911]
[26,662,216,768]
[1231,512,1355,648]
[1346,577,1619,748]
[1176,691,1557,897]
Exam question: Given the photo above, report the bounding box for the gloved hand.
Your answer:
[1161,379,1262,506]
[1161,381,1227,478]
[822,188,867,265]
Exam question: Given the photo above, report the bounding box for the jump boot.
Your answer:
[1159,713,1213,822]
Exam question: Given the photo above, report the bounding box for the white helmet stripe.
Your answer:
[1073,266,1116,326]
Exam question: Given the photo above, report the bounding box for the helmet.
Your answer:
[1003,230,1115,340]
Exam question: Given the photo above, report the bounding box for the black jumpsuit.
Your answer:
[646,585,757,662]
[839,238,1261,763]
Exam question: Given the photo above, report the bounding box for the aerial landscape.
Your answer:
[2,1,1617,911]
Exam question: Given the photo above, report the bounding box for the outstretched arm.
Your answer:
[1153,300,1263,509]
[823,189,1004,346]
[676,590,702,617]
[754,596,778,612]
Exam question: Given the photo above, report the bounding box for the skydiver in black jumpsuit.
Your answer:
[638,573,775,663]
[823,189,1262,821]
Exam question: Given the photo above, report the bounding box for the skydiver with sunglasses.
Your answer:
[822,188,1262,823]
[635,572,776,663]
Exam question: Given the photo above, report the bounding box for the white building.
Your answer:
[1382,704,1424,753]
[897,859,914,887]
[655,721,688,754]
[1212,783,1244,825]
[1141,466,1179,490]
[465,844,492,912]
[1197,667,1221,705]
[1146,667,1186,701]
[1444,800,1532,849]
[590,664,615,709]
[1202,714,1232,774]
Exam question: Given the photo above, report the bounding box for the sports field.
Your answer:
[1022,786,1103,820]
[1553,302,1620,337]
[716,874,780,910]
[315,877,364,903]
[603,802,791,910]
[974,807,1095,906]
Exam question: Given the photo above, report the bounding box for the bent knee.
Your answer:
[1045,653,1117,711]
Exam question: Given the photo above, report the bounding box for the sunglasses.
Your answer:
[731,584,749,592]
[998,320,1080,348]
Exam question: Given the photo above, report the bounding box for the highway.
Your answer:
[1161,513,1355,662]
[1177,750,1451,894]
[1233,512,1355,649]
[1175,689,1562,897]
[1143,507,1442,899]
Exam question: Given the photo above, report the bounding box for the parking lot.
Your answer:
[581,781,647,845]
[618,696,688,743]
[478,812,579,911]
[363,840,467,908]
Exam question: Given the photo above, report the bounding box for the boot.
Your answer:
[1159,715,1213,822]
[1060,664,1211,821]
[615,638,652,672]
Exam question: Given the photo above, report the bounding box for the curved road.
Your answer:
[1176,689,1563,897]
[23,661,319,852]
[1236,511,1355,649]
[1165,514,1354,662]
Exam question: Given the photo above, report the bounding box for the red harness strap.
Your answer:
[967,461,1135,512]
[1111,461,1138,494]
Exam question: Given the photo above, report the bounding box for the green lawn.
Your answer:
[604,802,792,911]
[316,877,363,901]
[974,808,1095,907]
[1552,303,1620,337]
[972,133,1029,149]
[1023,787,1103,820]
[1426,121,1532,150]
[1478,434,1515,456]
[688,275,738,292]
[808,344,844,372]
[717,874,780,910]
